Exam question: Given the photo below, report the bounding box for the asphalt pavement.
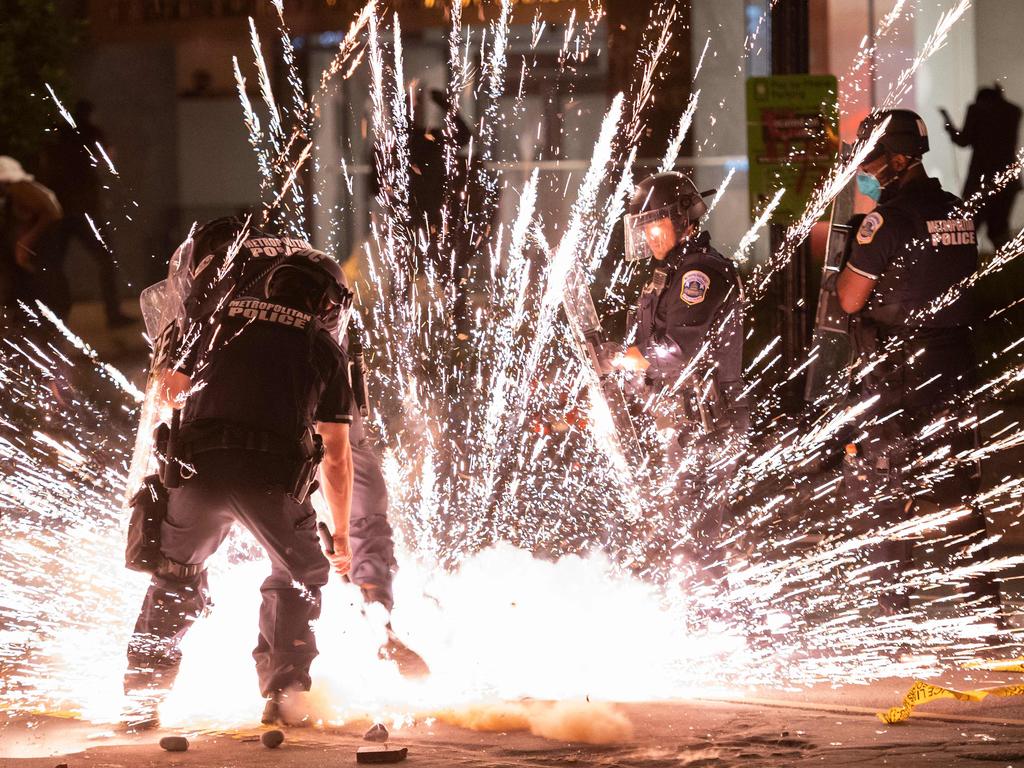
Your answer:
[6,680,1024,767]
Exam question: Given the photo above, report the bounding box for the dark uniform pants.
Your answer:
[125,450,330,698]
[349,406,398,611]
[666,427,737,573]
[851,327,999,613]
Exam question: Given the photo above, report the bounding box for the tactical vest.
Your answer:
[634,234,745,394]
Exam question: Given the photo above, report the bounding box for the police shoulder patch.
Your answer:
[680,270,711,306]
[856,211,884,245]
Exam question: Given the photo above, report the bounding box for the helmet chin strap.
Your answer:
[879,157,922,189]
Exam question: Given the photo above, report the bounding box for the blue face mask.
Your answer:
[856,171,882,202]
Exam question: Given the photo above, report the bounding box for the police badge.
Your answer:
[681,270,710,305]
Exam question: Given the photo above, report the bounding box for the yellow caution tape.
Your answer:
[962,658,1024,673]
[878,679,1024,724]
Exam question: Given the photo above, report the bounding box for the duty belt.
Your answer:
[181,423,298,458]
[646,376,724,434]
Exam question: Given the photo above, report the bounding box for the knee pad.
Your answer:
[155,556,206,584]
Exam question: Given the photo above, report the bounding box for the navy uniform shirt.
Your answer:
[847,174,978,330]
[634,231,744,392]
[180,293,352,444]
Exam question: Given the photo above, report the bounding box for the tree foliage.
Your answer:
[0,0,81,167]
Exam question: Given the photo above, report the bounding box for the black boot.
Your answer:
[262,690,313,727]
[379,625,430,679]
[121,690,162,732]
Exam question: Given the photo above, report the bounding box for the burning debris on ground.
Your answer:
[1,1,1024,764]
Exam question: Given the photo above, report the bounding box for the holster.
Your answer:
[349,331,371,419]
[849,315,880,360]
[125,474,168,573]
[289,427,325,504]
[685,378,724,434]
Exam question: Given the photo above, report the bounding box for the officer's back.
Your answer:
[175,247,352,487]
[181,292,346,448]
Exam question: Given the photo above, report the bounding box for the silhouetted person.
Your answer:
[40,99,131,326]
[941,85,1022,250]
[370,88,472,274]
[0,156,62,316]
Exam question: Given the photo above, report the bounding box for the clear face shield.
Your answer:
[139,237,195,340]
[623,206,685,262]
[323,286,355,343]
[331,303,354,342]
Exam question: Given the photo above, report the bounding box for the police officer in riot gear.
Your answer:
[155,216,426,680]
[837,108,1001,618]
[123,245,355,730]
[608,171,746,573]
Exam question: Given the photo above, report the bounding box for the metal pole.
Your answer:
[769,0,812,409]
[868,0,877,107]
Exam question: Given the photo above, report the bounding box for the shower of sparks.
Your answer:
[841,0,909,104]
[882,0,972,110]
[2,0,1024,737]
[659,89,701,174]
[733,187,783,265]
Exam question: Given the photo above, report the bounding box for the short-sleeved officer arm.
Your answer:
[836,267,876,315]
[315,353,354,424]
[846,210,900,281]
[317,420,353,569]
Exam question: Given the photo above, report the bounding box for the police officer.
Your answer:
[837,109,1001,618]
[607,171,746,575]
[123,245,355,729]
[344,326,429,677]
[167,217,426,678]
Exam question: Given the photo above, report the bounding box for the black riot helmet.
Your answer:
[264,249,354,338]
[624,172,715,261]
[855,109,930,162]
[192,215,246,257]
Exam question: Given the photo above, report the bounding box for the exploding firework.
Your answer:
[2,0,1024,739]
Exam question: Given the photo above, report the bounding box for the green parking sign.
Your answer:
[746,75,840,225]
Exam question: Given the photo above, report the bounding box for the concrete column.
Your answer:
[607,0,691,158]
[913,0,976,195]
[688,0,749,252]
[76,43,179,292]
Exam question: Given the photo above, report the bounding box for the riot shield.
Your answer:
[804,146,856,403]
[562,267,645,473]
[124,239,194,504]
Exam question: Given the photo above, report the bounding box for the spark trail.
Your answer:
[1,0,1023,735]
